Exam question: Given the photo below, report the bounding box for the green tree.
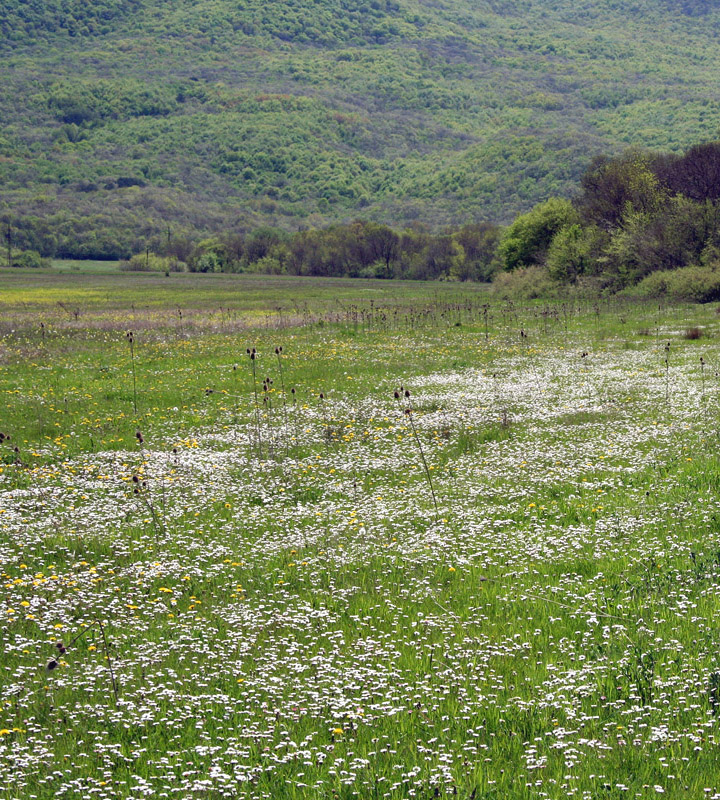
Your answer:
[497,198,578,271]
[546,224,600,282]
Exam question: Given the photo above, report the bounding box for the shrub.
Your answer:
[120,253,183,272]
[10,249,49,268]
[491,265,557,300]
[684,326,704,339]
[625,265,720,303]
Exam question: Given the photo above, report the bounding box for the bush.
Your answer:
[491,265,557,300]
[243,255,284,274]
[120,253,183,272]
[625,265,720,303]
[10,249,49,268]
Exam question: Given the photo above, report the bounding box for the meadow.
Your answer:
[2,269,720,799]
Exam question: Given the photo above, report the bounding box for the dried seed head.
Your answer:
[47,659,58,671]
[394,391,400,399]
[404,390,410,398]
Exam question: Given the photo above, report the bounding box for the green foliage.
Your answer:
[625,264,720,302]
[8,249,49,268]
[491,265,557,300]
[4,0,720,253]
[579,151,667,231]
[0,0,142,43]
[512,140,720,292]
[497,198,578,271]
[546,224,600,283]
[120,252,182,272]
[48,80,177,124]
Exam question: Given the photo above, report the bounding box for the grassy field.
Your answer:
[2,271,720,799]
[49,260,124,275]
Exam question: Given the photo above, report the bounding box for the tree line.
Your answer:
[8,140,720,298]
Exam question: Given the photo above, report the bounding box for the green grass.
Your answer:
[50,259,123,274]
[2,273,720,798]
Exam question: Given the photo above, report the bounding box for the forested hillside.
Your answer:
[2,0,720,257]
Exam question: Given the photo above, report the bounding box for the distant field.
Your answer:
[0,268,491,328]
[50,259,123,274]
[2,275,720,798]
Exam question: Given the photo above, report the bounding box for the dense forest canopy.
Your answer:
[2,0,720,257]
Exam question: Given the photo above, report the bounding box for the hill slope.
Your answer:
[2,0,720,257]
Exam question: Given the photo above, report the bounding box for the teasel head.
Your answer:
[47,659,58,671]
[275,346,283,355]
[135,430,144,445]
